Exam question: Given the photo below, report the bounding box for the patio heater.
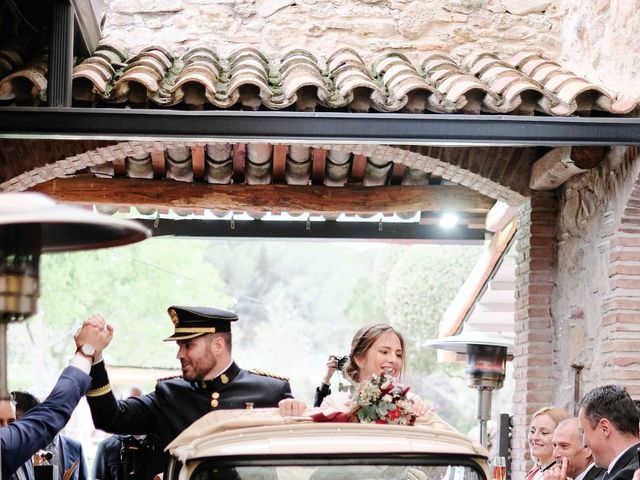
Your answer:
[424,331,512,449]
[0,192,150,401]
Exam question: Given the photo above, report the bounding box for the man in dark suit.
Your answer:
[578,385,640,480]
[83,306,298,469]
[92,387,164,480]
[544,417,605,480]
[12,391,89,480]
[0,323,113,478]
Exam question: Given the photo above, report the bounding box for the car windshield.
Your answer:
[190,457,485,480]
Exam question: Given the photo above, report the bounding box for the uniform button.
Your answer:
[212,392,220,399]
[211,399,219,408]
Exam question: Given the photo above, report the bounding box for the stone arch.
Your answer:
[1,140,532,206]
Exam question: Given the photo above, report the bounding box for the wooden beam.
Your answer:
[438,218,517,338]
[30,177,495,215]
[529,146,607,190]
[485,200,518,233]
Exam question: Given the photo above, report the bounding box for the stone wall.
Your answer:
[554,146,640,406]
[102,0,562,60]
[560,0,640,95]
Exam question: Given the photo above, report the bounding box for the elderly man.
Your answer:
[84,306,303,467]
[1,322,113,478]
[578,385,640,480]
[543,417,605,480]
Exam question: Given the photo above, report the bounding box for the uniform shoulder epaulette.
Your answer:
[249,368,289,381]
[156,375,182,382]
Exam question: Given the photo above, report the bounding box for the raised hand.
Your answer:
[322,356,339,385]
[75,314,114,360]
[543,456,568,480]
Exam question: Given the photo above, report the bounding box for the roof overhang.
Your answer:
[1,107,639,146]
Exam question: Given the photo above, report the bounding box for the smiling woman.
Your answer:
[526,406,570,480]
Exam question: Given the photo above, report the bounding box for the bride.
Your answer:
[278,323,430,416]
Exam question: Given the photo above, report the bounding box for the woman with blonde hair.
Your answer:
[526,406,571,480]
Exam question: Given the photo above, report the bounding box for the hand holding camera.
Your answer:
[322,355,349,390]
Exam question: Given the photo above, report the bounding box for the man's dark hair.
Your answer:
[579,384,639,436]
[10,391,40,418]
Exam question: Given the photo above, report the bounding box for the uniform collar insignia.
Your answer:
[194,362,241,391]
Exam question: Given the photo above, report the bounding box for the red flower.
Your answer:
[387,407,400,420]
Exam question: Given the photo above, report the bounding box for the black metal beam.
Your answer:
[137,218,485,243]
[48,1,74,107]
[0,107,639,146]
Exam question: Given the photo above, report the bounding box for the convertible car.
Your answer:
[165,409,489,480]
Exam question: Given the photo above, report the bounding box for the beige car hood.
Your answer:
[167,408,488,462]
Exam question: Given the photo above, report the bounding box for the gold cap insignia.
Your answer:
[220,374,229,384]
[169,309,179,326]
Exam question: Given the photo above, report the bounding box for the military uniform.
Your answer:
[85,306,293,454]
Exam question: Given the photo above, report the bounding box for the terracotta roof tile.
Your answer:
[0,44,636,116]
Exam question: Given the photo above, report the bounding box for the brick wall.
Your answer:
[512,191,557,477]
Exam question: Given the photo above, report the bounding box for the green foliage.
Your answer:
[8,238,230,387]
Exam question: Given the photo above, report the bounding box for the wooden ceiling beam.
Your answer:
[30,177,495,215]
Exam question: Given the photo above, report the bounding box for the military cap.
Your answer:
[163,306,238,341]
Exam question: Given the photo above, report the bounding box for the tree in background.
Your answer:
[344,244,484,432]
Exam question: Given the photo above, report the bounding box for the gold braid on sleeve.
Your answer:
[86,384,112,397]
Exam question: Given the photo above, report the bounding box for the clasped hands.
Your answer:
[74,313,114,362]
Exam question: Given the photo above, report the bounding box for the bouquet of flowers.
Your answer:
[348,371,417,425]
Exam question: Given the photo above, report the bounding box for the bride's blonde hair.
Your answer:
[344,323,405,383]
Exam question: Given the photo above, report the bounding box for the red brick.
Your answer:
[530,245,555,258]
[611,278,640,290]
[525,283,554,295]
[613,357,640,368]
[612,370,640,381]
[525,318,553,329]
[611,236,640,247]
[603,313,640,326]
[530,235,555,247]
[525,342,553,354]
[526,294,552,306]
[530,258,555,270]
[524,331,553,342]
[602,340,640,353]
[604,298,640,311]
[610,251,640,262]
[609,264,640,275]
[530,225,555,236]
